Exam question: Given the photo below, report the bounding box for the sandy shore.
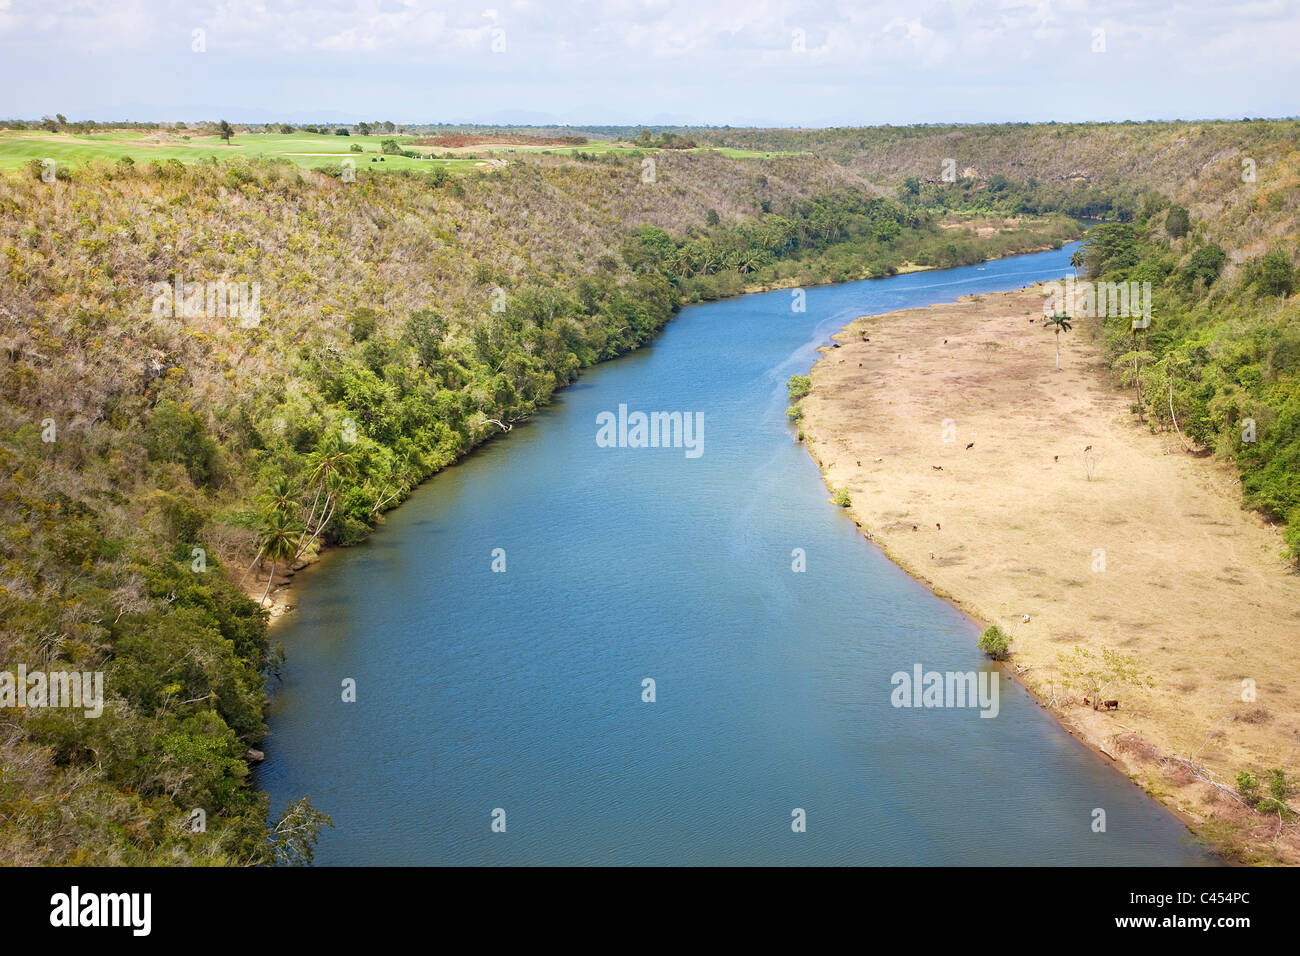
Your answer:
[801,285,1300,864]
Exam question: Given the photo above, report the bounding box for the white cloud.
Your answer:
[0,0,1297,122]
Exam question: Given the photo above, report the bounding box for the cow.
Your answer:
[1102,699,1119,711]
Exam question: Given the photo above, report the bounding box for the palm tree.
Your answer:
[306,433,356,488]
[1044,311,1073,371]
[263,475,295,515]
[295,434,356,560]
[257,510,304,606]
[241,475,296,586]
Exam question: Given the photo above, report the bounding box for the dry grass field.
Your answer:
[802,285,1300,863]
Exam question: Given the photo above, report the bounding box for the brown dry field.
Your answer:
[801,285,1300,864]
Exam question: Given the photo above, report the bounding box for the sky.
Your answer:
[0,0,1297,126]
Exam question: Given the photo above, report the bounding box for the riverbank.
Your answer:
[800,285,1300,865]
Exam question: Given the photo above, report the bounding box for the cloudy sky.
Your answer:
[1,0,1296,125]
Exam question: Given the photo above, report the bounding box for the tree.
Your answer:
[1183,243,1226,287]
[404,309,448,369]
[357,122,372,136]
[218,119,234,144]
[1043,311,1073,370]
[978,625,1011,661]
[1165,205,1191,239]
[1252,248,1295,297]
[295,434,357,560]
[262,475,295,515]
[1127,310,1152,417]
[257,510,303,605]
[705,208,720,227]
[266,796,334,866]
[241,476,295,587]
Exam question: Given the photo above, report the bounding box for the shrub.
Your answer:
[978,625,1011,661]
[832,487,851,507]
[787,373,812,400]
[145,400,219,486]
[1268,768,1289,802]
[1165,205,1191,238]
[1252,248,1295,297]
[347,307,378,342]
[1236,771,1261,806]
[1183,243,1226,287]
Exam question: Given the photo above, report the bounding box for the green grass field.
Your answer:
[0,128,794,175]
[0,129,480,173]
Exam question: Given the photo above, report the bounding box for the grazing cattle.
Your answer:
[912,525,918,531]
[965,442,974,450]
[1102,699,1119,711]
[932,465,943,471]
[1054,455,1059,462]
[935,522,941,530]
[1082,698,1090,706]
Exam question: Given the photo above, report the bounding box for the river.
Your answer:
[258,243,1212,865]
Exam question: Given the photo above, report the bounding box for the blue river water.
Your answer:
[258,243,1213,865]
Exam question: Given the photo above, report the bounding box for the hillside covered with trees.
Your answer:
[1,119,1295,864]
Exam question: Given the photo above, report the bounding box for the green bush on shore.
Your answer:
[978,625,1012,661]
